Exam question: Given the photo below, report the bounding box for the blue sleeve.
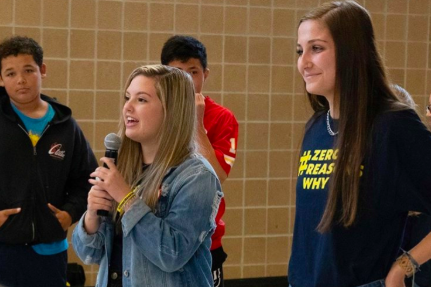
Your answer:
[72,213,110,265]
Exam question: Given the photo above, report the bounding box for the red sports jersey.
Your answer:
[203,96,238,250]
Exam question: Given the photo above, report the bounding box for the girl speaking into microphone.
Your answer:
[73,65,222,287]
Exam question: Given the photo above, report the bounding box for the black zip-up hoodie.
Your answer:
[0,90,98,245]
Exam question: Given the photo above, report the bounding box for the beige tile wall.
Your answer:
[1,0,430,285]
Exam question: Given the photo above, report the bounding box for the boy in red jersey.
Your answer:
[162,35,239,287]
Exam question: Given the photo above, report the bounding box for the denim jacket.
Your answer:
[72,155,222,287]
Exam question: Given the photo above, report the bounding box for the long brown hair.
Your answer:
[299,1,408,232]
[116,65,196,212]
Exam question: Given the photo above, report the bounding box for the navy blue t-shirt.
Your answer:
[289,110,431,287]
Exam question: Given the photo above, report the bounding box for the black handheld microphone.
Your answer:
[97,133,122,217]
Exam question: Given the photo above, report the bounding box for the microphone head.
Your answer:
[104,133,122,151]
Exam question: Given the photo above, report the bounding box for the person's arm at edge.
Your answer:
[386,232,431,286]
[196,124,228,184]
[385,110,431,286]
[195,93,238,184]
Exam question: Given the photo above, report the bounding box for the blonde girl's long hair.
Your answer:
[299,1,409,232]
[115,65,196,212]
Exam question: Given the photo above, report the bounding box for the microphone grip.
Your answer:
[104,149,118,164]
[97,209,110,217]
[97,149,118,217]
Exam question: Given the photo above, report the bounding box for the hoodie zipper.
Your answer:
[18,123,50,155]
[17,123,51,242]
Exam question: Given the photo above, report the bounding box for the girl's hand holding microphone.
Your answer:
[84,157,130,234]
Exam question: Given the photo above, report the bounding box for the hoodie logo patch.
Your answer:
[48,143,66,160]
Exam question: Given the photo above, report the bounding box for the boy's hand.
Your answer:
[0,208,21,228]
[48,203,72,231]
[195,93,206,126]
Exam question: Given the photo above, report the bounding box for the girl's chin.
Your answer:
[125,131,138,142]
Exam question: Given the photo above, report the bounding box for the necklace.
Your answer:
[326,110,338,136]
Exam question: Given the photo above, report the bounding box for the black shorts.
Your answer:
[211,246,228,287]
[0,243,67,287]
